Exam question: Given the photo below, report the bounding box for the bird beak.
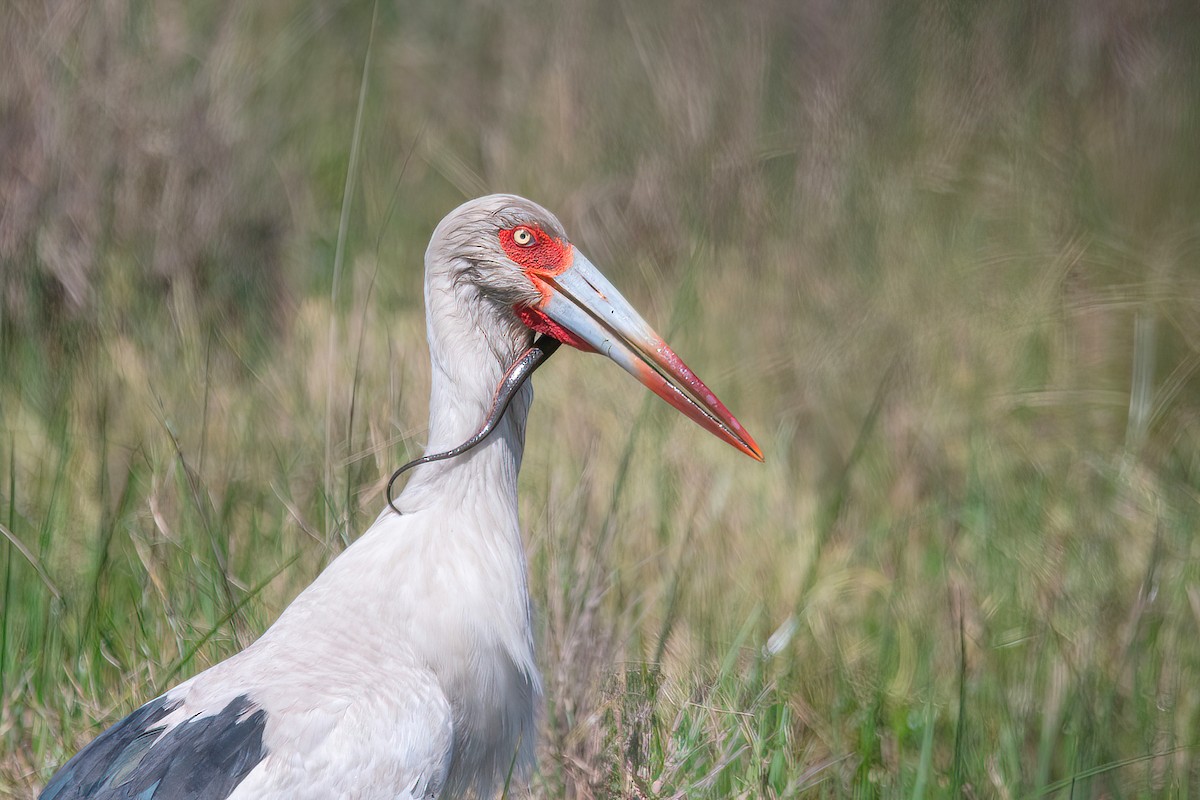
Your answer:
[528,250,764,461]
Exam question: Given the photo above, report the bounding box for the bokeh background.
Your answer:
[4,0,1200,797]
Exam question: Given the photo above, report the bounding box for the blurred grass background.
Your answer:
[3,0,1200,797]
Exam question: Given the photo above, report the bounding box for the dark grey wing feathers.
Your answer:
[40,695,267,800]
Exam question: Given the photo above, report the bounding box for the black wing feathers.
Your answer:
[41,694,267,800]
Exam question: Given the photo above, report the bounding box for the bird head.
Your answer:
[425,194,763,462]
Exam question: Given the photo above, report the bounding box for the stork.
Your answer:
[40,195,763,799]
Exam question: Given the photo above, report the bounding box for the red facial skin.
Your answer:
[500,226,594,352]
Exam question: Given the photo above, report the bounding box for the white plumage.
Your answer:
[40,195,761,800]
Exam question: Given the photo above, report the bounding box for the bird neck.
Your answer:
[403,267,535,505]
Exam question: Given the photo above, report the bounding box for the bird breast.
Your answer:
[262,493,541,794]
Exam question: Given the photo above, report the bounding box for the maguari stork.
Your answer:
[40,195,763,799]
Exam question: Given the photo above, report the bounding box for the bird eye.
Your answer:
[512,227,535,247]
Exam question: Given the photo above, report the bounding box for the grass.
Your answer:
[4,0,1200,797]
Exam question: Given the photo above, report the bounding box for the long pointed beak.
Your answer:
[532,251,764,461]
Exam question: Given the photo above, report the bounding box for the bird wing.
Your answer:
[40,672,454,800]
[225,684,454,800]
[39,693,267,800]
